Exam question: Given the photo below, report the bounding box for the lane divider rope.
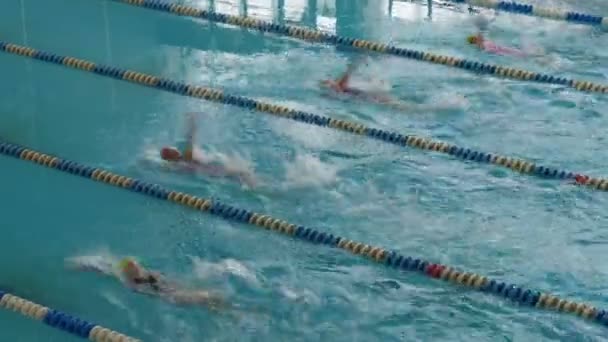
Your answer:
[1,40,606,192]
[451,0,607,27]
[0,290,139,341]
[108,0,608,94]
[1,140,607,329]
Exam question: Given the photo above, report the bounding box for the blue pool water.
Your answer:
[1,0,608,341]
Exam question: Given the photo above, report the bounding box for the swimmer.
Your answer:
[467,12,528,57]
[118,258,225,309]
[69,256,225,310]
[466,33,527,57]
[320,57,396,105]
[466,32,557,67]
[160,112,198,163]
[160,113,256,188]
[466,13,551,59]
[320,58,464,112]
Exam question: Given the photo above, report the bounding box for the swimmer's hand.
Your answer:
[237,171,257,188]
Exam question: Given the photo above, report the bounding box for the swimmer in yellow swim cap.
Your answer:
[466,32,526,57]
[116,257,224,308]
[467,34,481,46]
[117,257,164,292]
[70,256,225,310]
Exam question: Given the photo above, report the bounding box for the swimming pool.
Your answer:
[1,0,608,340]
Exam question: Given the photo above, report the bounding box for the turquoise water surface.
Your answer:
[1,0,608,341]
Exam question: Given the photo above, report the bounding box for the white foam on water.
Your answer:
[191,257,261,288]
[202,148,255,175]
[347,76,393,95]
[65,251,118,275]
[283,154,340,189]
[277,285,320,305]
[269,116,342,149]
[428,90,471,111]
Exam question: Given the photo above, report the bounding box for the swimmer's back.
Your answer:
[483,41,525,57]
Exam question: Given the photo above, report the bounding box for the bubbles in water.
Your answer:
[472,14,493,31]
[283,154,339,189]
[277,285,320,305]
[65,251,118,274]
[203,149,254,175]
[142,144,162,163]
[270,117,340,149]
[430,91,470,111]
[192,257,261,288]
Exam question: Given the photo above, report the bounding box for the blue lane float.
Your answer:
[3,40,608,192]
[0,290,139,341]
[450,0,606,27]
[108,0,608,93]
[1,140,608,331]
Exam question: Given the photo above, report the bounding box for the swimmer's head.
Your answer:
[118,257,142,279]
[467,35,479,45]
[118,257,136,271]
[160,147,182,161]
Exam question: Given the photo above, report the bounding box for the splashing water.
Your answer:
[283,154,340,189]
[192,257,261,288]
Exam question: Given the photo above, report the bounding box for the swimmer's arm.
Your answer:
[183,113,197,161]
[336,56,367,88]
[147,271,168,284]
[185,113,196,147]
[169,290,226,311]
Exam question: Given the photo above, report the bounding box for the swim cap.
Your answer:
[467,35,478,44]
[118,257,136,272]
[160,147,181,161]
